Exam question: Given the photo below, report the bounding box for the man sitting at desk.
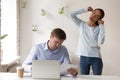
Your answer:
[22,28,78,77]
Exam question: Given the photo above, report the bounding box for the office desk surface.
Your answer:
[0,73,120,80]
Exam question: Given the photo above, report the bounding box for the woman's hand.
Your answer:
[88,7,93,12]
[98,20,104,24]
[67,68,78,77]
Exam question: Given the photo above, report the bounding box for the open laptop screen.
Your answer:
[32,60,60,79]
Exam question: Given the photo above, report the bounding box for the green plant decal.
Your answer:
[32,25,37,31]
[21,1,27,8]
[58,6,64,14]
[0,34,8,40]
[41,9,46,16]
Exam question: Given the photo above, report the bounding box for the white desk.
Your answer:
[0,73,120,80]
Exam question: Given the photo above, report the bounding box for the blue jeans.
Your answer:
[80,56,103,75]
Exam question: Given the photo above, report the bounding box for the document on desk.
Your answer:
[60,63,78,76]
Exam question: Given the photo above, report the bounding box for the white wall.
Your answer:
[20,0,120,75]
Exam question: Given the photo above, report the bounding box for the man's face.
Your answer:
[49,35,64,50]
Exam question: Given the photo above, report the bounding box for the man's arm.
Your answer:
[22,54,32,73]
[62,47,71,64]
[61,47,78,77]
[22,46,39,73]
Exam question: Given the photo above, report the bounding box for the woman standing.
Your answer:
[70,7,105,75]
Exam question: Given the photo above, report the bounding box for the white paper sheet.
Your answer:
[60,63,79,76]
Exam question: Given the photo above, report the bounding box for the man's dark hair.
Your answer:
[51,28,66,40]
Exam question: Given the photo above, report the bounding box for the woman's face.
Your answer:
[89,10,102,22]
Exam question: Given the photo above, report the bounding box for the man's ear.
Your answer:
[50,35,54,39]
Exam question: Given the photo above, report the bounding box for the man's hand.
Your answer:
[98,20,104,24]
[88,6,93,12]
[67,68,78,77]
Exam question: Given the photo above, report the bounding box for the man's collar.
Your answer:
[44,40,49,51]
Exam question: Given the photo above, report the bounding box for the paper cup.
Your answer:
[16,67,24,78]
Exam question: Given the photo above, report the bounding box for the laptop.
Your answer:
[32,60,60,80]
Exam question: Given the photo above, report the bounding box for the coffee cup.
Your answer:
[16,67,24,78]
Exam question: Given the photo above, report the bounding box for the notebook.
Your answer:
[32,60,60,80]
